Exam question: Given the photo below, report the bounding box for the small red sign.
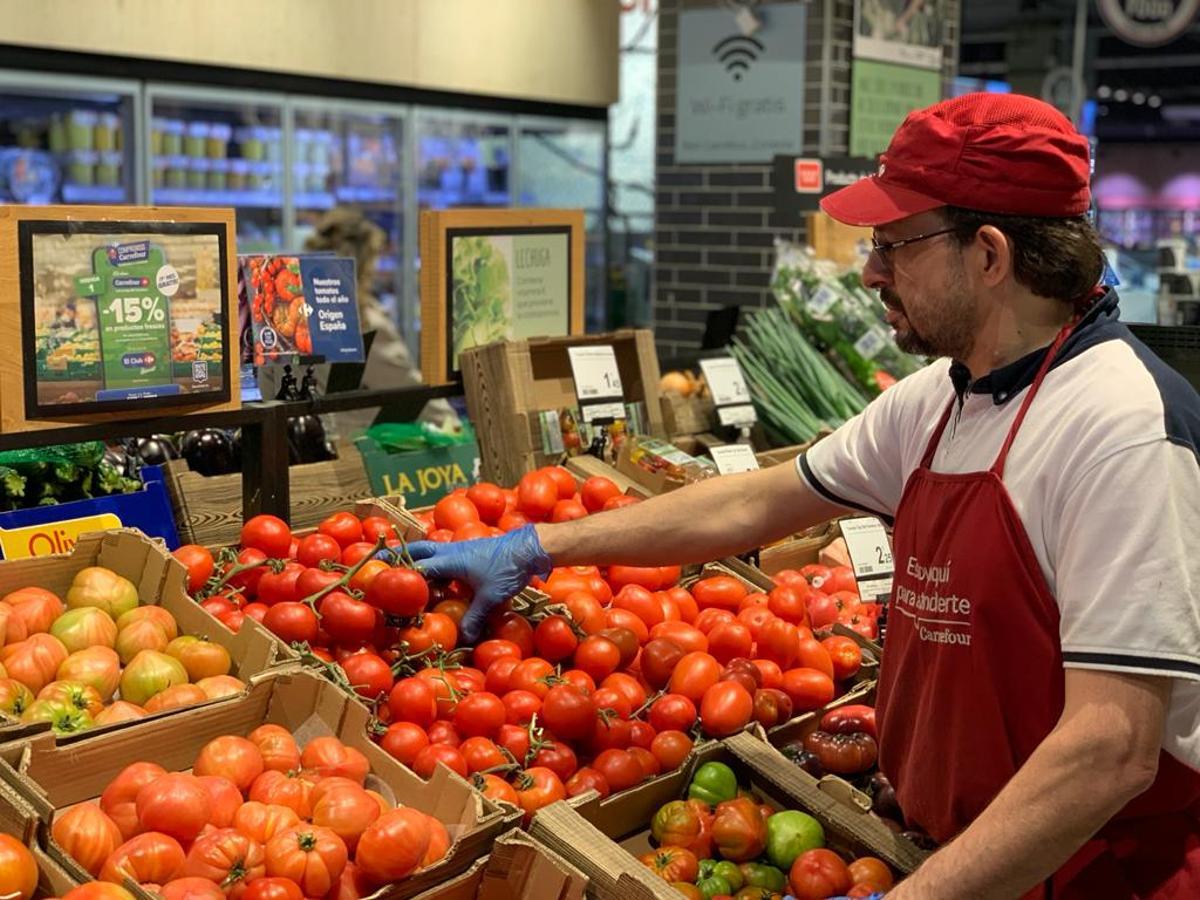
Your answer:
[794,159,823,193]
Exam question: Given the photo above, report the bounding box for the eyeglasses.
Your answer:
[870,226,958,267]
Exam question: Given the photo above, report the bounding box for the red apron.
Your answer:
[877,323,1200,898]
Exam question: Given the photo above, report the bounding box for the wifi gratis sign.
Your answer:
[674,5,807,164]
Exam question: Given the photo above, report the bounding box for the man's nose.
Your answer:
[862,249,891,292]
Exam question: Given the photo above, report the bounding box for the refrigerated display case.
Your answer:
[415,109,513,210]
[516,117,608,329]
[146,84,285,252]
[289,98,408,322]
[0,70,140,206]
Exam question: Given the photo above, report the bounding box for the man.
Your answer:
[410,94,1200,897]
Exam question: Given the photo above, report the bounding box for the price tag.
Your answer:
[807,284,840,316]
[568,345,625,423]
[709,443,761,475]
[701,357,757,426]
[699,357,751,407]
[840,517,894,580]
[716,405,755,427]
[853,327,887,361]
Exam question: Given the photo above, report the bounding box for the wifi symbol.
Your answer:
[713,34,764,81]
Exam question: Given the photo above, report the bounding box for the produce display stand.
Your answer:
[407,829,587,900]
[0,769,77,898]
[0,667,509,900]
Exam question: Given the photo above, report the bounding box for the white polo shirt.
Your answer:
[797,289,1200,769]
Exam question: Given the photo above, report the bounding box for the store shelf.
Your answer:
[293,191,336,210]
[335,185,398,204]
[153,188,284,208]
[61,184,129,204]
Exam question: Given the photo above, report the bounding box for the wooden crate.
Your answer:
[660,391,715,439]
[460,329,665,487]
[165,441,371,546]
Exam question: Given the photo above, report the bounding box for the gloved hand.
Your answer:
[396,525,553,643]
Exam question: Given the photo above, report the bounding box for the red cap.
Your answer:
[821,93,1092,227]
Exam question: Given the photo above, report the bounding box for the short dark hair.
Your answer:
[942,207,1105,305]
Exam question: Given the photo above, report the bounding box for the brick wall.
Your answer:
[653,0,959,361]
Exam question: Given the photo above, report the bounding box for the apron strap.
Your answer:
[991,319,1077,478]
[919,399,957,469]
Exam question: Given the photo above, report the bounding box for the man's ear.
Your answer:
[972,225,1013,288]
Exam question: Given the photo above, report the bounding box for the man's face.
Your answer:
[863,209,978,361]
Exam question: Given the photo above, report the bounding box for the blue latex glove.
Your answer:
[394,525,553,643]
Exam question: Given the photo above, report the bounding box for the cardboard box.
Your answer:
[460,329,666,487]
[0,668,507,900]
[0,770,79,898]
[530,732,927,900]
[165,442,372,547]
[563,454,652,499]
[356,438,480,508]
[0,528,291,734]
[614,437,715,496]
[415,829,587,900]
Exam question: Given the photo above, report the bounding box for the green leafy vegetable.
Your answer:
[452,236,512,365]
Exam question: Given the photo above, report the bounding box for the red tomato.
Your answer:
[542,466,577,500]
[666,587,699,624]
[691,575,747,612]
[780,668,836,712]
[757,617,800,670]
[241,877,303,900]
[612,584,664,628]
[340,653,394,701]
[502,689,542,726]
[301,737,369,784]
[263,825,348,898]
[513,767,565,821]
[296,534,341,569]
[604,607,649,644]
[565,767,610,800]
[192,737,266,797]
[649,622,708,654]
[550,499,588,523]
[737,605,775,639]
[516,472,558,520]
[183,827,266,891]
[453,691,506,739]
[486,611,535,658]
[262,602,319,645]
[360,516,398,543]
[752,658,784,690]
[319,592,379,644]
[768,584,811,626]
[411,743,468,779]
[640,638,686,689]
[475,773,520,806]
[823,568,859,596]
[458,737,508,774]
[364,568,429,618]
[136,773,211,842]
[752,687,794,728]
[496,723,529,762]
[318,511,364,549]
[649,694,697,732]
[592,749,643,792]
[699,681,754,737]
[51,802,122,878]
[580,476,621,512]
[807,592,840,629]
[509,657,556,699]
[601,672,648,711]
[608,566,663,592]
[426,720,460,747]
[847,856,895,890]
[799,564,833,588]
[173,545,215,595]
[497,511,531,532]
[484,656,521,695]
[379,722,428,767]
[387,677,438,728]
[790,849,852,899]
[560,669,596,695]
[694,607,736,635]
[433,494,480,532]
[739,591,770,610]
[534,615,579,662]
[563,591,607,634]
[628,720,657,750]
[101,832,186,885]
[706,621,754,664]
[667,652,721,703]
[540,684,596,742]
[533,740,578,781]
[795,638,835,681]
[474,638,523,671]
[573,636,621,682]
[241,515,292,559]
[821,636,863,682]
[650,730,694,772]
[397,612,457,654]
[339,542,377,567]
[466,483,506,524]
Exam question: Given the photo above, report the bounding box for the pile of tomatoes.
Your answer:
[48,729,448,900]
[0,569,244,737]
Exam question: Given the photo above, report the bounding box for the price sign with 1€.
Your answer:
[568,345,626,423]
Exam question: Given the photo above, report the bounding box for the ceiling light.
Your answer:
[1114,89,1129,102]
[1149,95,1162,108]
[1133,92,1146,105]
[1098,85,1112,98]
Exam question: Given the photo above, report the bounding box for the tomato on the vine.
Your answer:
[319,512,364,549]
[533,615,579,662]
[592,749,643,792]
[564,766,610,799]
[261,602,319,645]
[474,639,522,672]
[378,722,428,767]
[296,534,341,569]
[540,684,595,742]
[453,691,506,739]
[360,516,398,543]
[365,568,429,618]
[241,516,292,560]
[339,653,394,701]
[486,611,535,657]
[173,545,215,594]
[502,689,542,726]
[513,767,565,821]
[649,694,697,733]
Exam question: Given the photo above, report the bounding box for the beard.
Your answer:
[880,263,977,360]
